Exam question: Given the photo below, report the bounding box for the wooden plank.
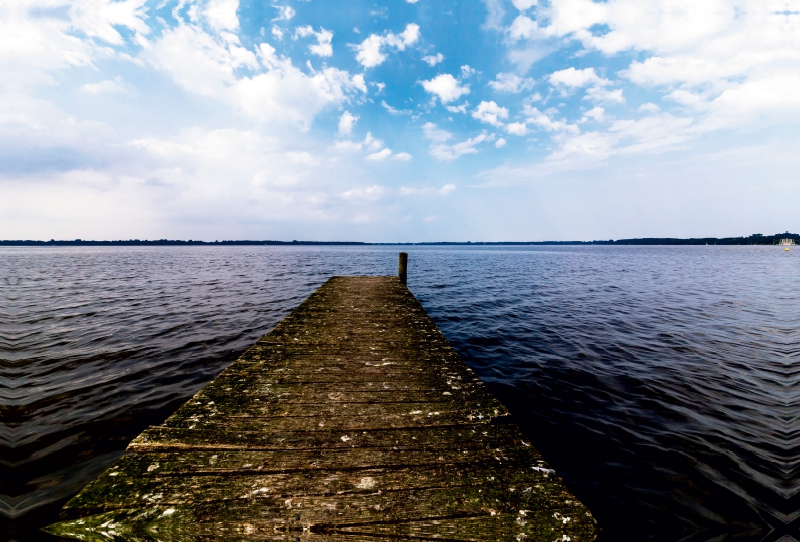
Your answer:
[61,464,569,514]
[47,276,598,541]
[128,424,533,452]
[50,503,595,542]
[160,410,510,432]
[159,400,505,420]
[68,446,549,480]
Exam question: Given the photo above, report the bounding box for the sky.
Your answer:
[2,0,800,242]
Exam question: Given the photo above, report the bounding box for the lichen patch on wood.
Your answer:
[46,276,598,541]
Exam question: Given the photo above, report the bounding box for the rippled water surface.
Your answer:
[1,246,798,541]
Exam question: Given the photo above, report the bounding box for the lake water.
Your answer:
[1,245,798,541]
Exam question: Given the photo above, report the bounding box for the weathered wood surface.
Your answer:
[47,276,598,541]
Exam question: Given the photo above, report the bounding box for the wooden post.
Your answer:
[398,252,408,285]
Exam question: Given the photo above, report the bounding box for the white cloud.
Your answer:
[506,45,555,73]
[495,137,507,148]
[69,0,150,45]
[472,101,509,127]
[482,0,506,30]
[146,28,365,130]
[365,148,393,161]
[624,56,731,88]
[0,0,149,91]
[381,100,412,115]
[586,86,625,104]
[489,72,535,93]
[549,67,608,88]
[667,89,707,107]
[550,67,624,104]
[505,122,528,136]
[332,140,364,152]
[354,23,420,68]
[128,129,317,176]
[507,16,544,42]
[421,74,470,103]
[146,24,258,97]
[2,120,433,238]
[309,32,334,57]
[713,73,800,113]
[422,122,452,142]
[548,113,698,164]
[523,0,737,56]
[511,0,537,9]
[461,65,477,78]
[26,127,361,233]
[271,26,284,40]
[476,111,695,172]
[399,184,456,195]
[407,0,420,3]
[272,5,295,22]
[354,147,412,161]
[506,0,800,132]
[523,106,580,134]
[363,132,383,150]
[295,26,334,57]
[581,106,606,122]
[338,111,358,136]
[422,53,444,66]
[236,52,365,129]
[203,0,240,31]
[341,184,387,202]
[82,79,127,94]
[445,102,468,114]
[332,131,383,152]
[429,133,491,161]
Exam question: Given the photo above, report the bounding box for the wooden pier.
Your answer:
[47,274,598,541]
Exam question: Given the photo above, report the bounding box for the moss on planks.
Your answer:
[47,276,598,541]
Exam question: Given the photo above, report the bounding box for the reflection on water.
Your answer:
[1,246,798,541]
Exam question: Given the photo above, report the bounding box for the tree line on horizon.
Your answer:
[1,233,797,246]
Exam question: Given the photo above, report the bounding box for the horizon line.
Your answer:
[1,232,798,247]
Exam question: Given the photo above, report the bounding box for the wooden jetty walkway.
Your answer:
[48,271,598,541]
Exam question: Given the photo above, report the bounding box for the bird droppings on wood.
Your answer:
[46,276,598,541]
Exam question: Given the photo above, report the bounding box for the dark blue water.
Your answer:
[1,246,798,541]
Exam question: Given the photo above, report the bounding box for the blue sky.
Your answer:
[2,0,799,241]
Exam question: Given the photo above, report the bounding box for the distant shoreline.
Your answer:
[2,233,798,247]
